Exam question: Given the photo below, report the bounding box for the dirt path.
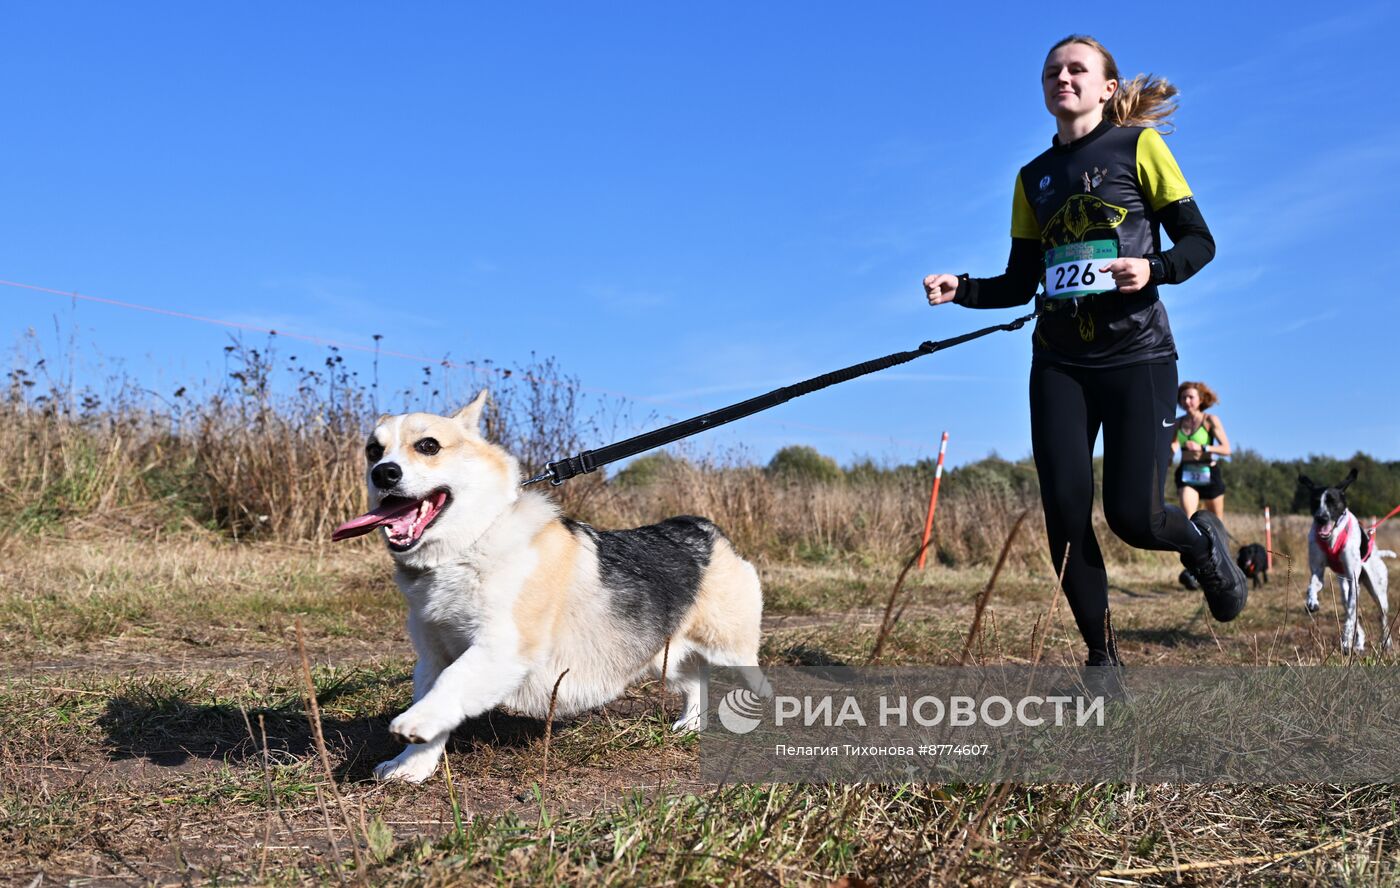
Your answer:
[5,534,1392,882]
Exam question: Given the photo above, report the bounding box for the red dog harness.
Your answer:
[1313,511,1374,574]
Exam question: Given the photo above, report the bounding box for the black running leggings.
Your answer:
[1029,360,1203,661]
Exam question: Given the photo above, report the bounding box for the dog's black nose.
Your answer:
[371,462,402,490]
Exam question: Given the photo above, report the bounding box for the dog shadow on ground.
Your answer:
[1114,622,1215,649]
[1108,583,1175,599]
[771,642,859,681]
[96,675,550,780]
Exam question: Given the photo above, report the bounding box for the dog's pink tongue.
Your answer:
[332,499,419,542]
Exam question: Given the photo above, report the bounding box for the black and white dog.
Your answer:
[1236,543,1269,589]
[1299,469,1396,653]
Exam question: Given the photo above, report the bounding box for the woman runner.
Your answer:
[922,35,1247,667]
[1172,380,1231,517]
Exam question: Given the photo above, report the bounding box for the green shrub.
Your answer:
[943,454,1040,500]
[767,446,843,483]
[609,451,690,488]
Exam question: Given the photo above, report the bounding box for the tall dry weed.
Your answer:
[7,332,1373,571]
[589,459,1050,568]
[3,335,623,543]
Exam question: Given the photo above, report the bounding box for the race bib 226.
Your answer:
[1044,240,1117,299]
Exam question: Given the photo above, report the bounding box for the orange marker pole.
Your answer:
[917,432,949,570]
[1264,506,1273,571]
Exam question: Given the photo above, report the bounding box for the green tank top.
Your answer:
[1177,419,1211,448]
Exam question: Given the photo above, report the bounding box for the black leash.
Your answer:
[522,309,1041,487]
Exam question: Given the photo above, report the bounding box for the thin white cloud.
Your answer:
[256,273,444,331]
[583,283,672,313]
[220,311,400,357]
[642,369,994,404]
[640,379,793,403]
[1268,310,1338,337]
[1206,5,1395,86]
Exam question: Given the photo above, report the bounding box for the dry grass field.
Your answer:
[5,509,1400,885]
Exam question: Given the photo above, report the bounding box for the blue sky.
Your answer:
[4,3,1397,469]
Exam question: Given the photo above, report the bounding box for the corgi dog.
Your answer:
[332,391,770,783]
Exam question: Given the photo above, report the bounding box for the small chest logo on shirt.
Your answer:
[1039,175,1051,190]
[1035,174,1056,206]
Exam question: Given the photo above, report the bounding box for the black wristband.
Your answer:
[952,273,971,305]
[1145,255,1167,283]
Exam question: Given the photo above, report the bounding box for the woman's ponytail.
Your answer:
[1109,73,1179,132]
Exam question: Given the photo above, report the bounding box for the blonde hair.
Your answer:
[1178,381,1219,410]
[1049,35,1179,133]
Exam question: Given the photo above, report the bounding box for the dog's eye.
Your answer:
[415,438,441,456]
[366,441,384,462]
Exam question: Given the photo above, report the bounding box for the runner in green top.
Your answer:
[921,35,1248,669]
[1172,379,1231,518]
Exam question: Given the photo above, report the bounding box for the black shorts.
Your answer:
[1175,462,1225,499]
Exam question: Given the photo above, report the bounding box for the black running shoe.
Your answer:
[1044,655,1128,704]
[1080,654,1128,702]
[1183,511,1248,622]
[1178,569,1200,591]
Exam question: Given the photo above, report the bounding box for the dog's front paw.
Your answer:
[389,703,457,746]
[373,747,441,783]
[671,711,708,733]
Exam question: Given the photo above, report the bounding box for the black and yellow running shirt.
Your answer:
[953,120,1215,368]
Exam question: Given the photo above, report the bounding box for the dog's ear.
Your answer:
[1340,467,1358,490]
[453,390,490,437]
[1298,474,1315,490]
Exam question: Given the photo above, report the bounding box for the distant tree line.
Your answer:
[948,449,1400,516]
[944,450,1400,516]
[1220,449,1400,516]
[614,446,1400,517]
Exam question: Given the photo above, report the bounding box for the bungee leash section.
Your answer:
[522,309,1041,488]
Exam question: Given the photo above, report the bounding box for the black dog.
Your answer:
[1236,543,1269,589]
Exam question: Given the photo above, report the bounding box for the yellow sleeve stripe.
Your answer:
[1136,128,1192,212]
[1010,172,1040,239]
